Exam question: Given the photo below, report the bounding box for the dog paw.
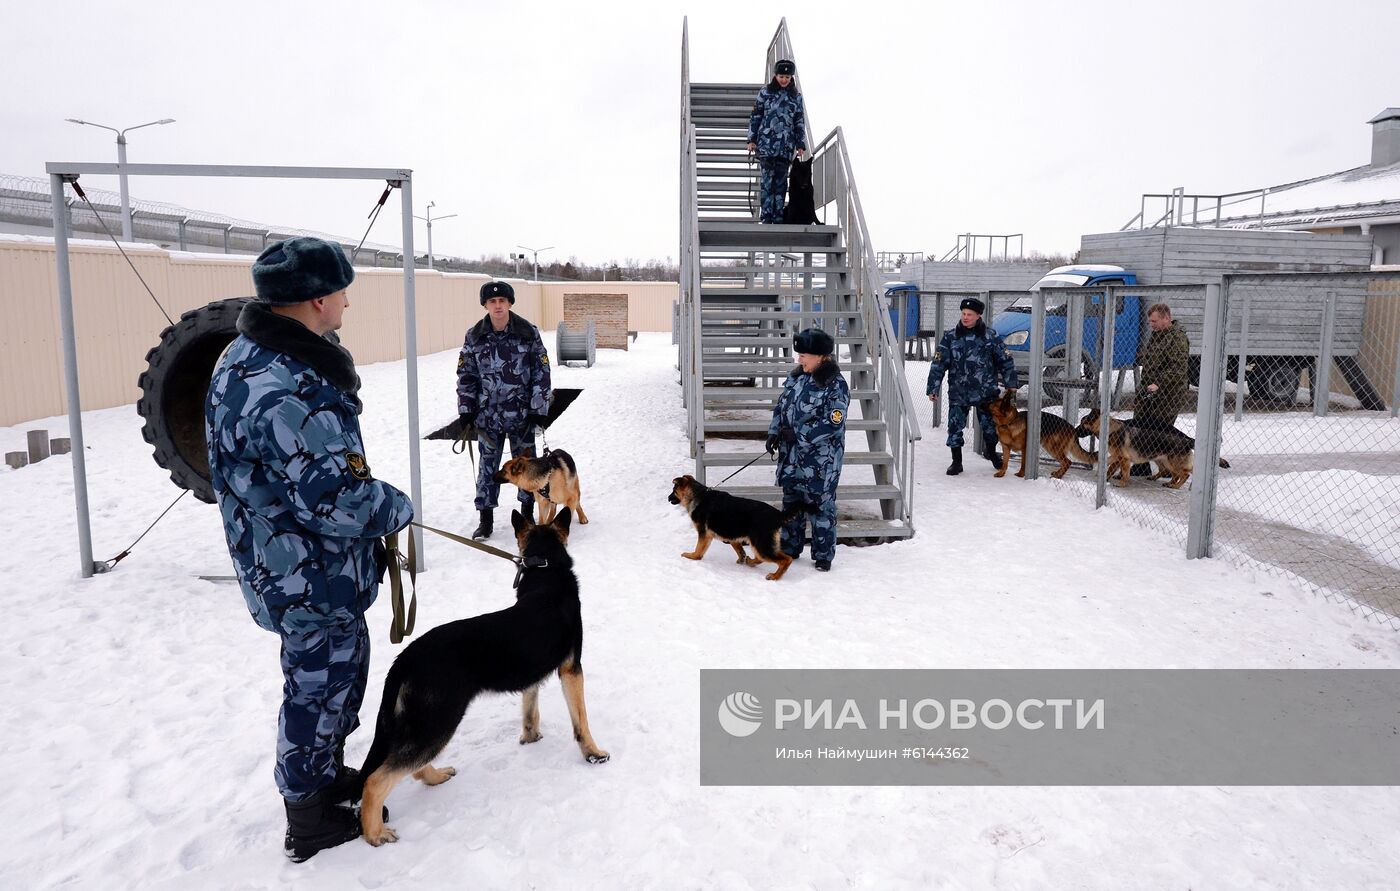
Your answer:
[744,557,762,567]
[681,551,702,560]
[586,751,611,764]
[1015,471,1026,478]
[364,826,399,846]
[520,730,543,745]
[765,571,784,580]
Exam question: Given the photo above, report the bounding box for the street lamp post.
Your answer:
[516,244,554,282]
[64,117,176,241]
[412,200,458,270]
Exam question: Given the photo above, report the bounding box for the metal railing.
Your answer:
[809,124,923,525]
[1121,186,1275,230]
[937,233,1025,262]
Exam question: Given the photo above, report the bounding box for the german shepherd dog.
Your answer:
[783,156,821,225]
[357,507,609,846]
[983,389,1097,479]
[1076,407,1197,488]
[494,448,588,525]
[668,474,801,580]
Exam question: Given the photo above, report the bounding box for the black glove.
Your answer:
[373,538,388,584]
[779,426,798,444]
[765,434,780,455]
[526,413,549,430]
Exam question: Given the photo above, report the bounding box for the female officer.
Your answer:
[746,59,807,223]
[767,328,848,571]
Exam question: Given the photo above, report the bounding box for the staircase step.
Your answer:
[696,127,748,136]
[702,450,892,466]
[697,152,754,163]
[702,387,879,401]
[700,287,854,298]
[721,484,901,503]
[701,335,864,347]
[705,418,884,434]
[697,181,765,193]
[697,138,750,149]
[697,166,759,179]
[701,265,850,277]
[834,519,915,540]
[705,361,874,376]
[700,309,863,319]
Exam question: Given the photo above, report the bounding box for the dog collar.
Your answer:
[512,555,551,589]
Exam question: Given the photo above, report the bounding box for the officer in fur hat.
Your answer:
[456,280,553,539]
[747,58,808,223]
[925,296,1020,475]
[767,327,848,571]
[207,237,415,861]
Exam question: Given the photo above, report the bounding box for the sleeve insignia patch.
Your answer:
[346,452,371,481]
[456,354,466,372]
[830,408,844,424]
[541,354,550,366]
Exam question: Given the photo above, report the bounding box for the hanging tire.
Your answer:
[136,297,250,504]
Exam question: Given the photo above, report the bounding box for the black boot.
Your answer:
[323,744,363,804]
[471,509,493,540]
[946,448,963,476]
[284,792,361,862]
[520,499,535,522]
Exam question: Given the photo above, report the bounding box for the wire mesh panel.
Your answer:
[1204,271,1400,628]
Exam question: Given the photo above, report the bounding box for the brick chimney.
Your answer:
[1370,108,1400,167]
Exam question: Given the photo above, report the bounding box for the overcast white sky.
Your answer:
[4,0,1397,264]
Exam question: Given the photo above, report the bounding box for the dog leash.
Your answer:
[710,450,775,490]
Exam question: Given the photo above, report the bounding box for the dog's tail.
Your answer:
[358,659,408,779]
[1065,437,1098,465]
[1218,457,1231,469]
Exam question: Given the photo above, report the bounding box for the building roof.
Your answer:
[1208,159,1400,228]
[1368,108,1400,124]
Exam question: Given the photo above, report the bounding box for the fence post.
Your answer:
[1233,291,1250,422]
[1392,319,1400,419]
[1025,291,1045,481]
[1094,287,1117,509]
[1187,281,1227,559]
[1313,290,1336,418]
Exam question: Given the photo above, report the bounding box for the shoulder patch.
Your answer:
[541,353,550,366]
[457,353,466,372]
[346,452,371,481]
[933,350,941,361]
[830,408,844,425]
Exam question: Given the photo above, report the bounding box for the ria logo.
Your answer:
[717,691,764,737]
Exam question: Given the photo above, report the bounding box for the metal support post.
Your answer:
[1233,288,1249,422]
[1313,291,1336,417]
[1187,282,1228,559]
[51,174,98,578]
[1025,291,1046,480]
[399,178,425,571]
[1094,287,1117,509]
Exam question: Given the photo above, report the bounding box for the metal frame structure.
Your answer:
[46,161,425,578]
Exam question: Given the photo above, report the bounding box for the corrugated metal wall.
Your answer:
[0,239,678,425]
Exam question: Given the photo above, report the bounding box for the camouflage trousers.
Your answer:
[946,402,999,450]
[276,611,370,801]
[781,488,838,563]
[758,156,791,223]
[475,426,536,510]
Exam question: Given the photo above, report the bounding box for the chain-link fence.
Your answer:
[1201,272,1400,628]
[899,274,1400,627]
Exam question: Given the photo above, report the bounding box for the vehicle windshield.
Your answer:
[1006,275,1094,313]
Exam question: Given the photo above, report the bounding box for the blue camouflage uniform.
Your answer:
[748,85,807,223]
[207,301,414,801]
[925,320,1021,449]
[769,359,849,562]
[456,311,552,510]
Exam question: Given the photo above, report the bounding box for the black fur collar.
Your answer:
[789,358,842,385]
[954,320,987,338]
[237,300,361,397]
[469,311,536,341]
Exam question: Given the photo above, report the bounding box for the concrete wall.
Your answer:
[0,237,677,426]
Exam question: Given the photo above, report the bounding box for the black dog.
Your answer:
[668,474,803,580]
[357,507,609,846]
[783,156,821,225]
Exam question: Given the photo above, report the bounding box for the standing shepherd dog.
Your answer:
[1076,407,1196,488]
[357,507,609,846]
[984,388,1097,479]
[668,474,800,580]
[494,448,588,525]
[782,156,821,225]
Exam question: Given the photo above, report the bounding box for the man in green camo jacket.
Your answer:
[1135,302,1191,429]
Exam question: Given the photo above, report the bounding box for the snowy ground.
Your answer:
[4,334,1400,889]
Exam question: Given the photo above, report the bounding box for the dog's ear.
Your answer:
[511,509,528,534]
[553,506,572,534]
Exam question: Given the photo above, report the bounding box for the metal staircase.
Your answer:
[677,18,921,541]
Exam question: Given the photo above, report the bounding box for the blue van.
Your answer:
[991,265,1143,397]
